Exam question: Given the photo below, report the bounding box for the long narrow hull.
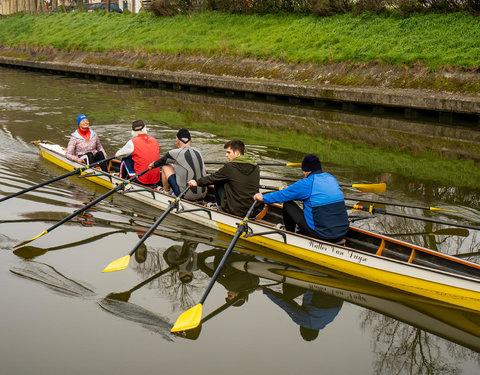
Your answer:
[36,142,480,311]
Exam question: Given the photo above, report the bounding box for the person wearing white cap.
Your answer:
[115,120,160,186]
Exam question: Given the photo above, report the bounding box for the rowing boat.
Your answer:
[34,141,480,311]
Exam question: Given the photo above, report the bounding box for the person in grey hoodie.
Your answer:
[188,139,259,217]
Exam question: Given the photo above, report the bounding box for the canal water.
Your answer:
[1,66,479,374]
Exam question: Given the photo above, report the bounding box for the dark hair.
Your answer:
[224,139,245,155]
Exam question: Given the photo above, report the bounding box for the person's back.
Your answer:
[115,120,160,185]
[255,154,349,242]
[302,170,349,241]
[192,139,259,217]
[163,145,206,201]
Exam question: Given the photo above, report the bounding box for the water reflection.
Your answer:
[2,65,480,374]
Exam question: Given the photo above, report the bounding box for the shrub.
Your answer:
[312,0,349,16]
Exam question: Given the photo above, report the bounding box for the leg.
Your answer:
[93,151,108,172]
[282,201,318,237]
[161,164,176,193]
[214,182,224,207]
[80,152,94,165]
[120,156,135,179]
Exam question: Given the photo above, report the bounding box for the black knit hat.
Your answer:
[132,120,145,131]
[176,128,191,144]
[301,154,322,172]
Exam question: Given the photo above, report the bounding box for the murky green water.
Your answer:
[1,66,479,374]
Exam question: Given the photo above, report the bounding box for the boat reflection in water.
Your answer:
[10,203,480,372]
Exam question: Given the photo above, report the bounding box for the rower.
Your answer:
[253,154,349,243]
[188,139,260,217]
[115,120,161,187]
[148,128,207,201]
[66,114,108,171]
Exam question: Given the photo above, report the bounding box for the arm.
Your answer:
[151,151,173,168]
[115,140,134,158]
[195,164,231,187]
[65,137,82,163]
[262,178,312,204]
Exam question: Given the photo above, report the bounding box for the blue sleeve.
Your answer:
[263,178,312,204]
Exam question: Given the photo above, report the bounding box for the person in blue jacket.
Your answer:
[253,154,349,243]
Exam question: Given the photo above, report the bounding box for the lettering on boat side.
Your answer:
[308,241,368,264]
[310,284,368,304]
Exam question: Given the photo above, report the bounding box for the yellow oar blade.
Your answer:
[171,304,203,332]
[351,183,386,193]
[285,163,301,167]
[102,255,131,273]
[429,207,466,213]
[13,230,48,249]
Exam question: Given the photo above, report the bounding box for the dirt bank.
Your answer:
[2,45,479,95]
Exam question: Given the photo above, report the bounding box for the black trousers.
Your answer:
[282,201,344,243]
[82,151,108,172]
[282,200,319,238]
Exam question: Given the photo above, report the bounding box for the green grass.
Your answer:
[1,11,479,69]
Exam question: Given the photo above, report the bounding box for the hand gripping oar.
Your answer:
[171,201,258,333]
[258,175,386,194]
[205,161,301,167]
[102,186,191,273]
[348,203,480,231]
[0,156,116,203]
[344,196,465,213]
[13,168,151,248]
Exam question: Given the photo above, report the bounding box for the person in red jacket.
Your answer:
[115,120,160,186]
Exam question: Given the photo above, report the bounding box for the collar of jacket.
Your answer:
[232,154,257,166]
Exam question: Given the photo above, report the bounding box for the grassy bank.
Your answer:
[0,11,479,70]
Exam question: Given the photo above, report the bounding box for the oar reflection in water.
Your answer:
[13,229,128,260]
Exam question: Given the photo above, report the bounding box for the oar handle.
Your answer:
[81,155,116,171]
[128,186,191,256]
[199,201,257,305]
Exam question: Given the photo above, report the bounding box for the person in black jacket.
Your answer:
[188,139,259,217]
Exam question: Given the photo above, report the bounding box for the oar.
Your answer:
[258,175,386,194]
[205,161,301,167]
[13,168,151,248]
[0,156,116,203]
[344,196,465,213]
[171,201,257,333]
[102,186,191,273]
[389,228,470,237]
[106,265,177,302]
[347,203,480,231]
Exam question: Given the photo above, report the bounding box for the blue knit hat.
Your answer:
[77,114,88,125]
[301,154,322,172]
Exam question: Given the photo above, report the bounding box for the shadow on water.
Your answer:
[10,260,175,342]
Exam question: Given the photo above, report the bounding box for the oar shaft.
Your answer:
[199,201,257,305]
[0,156,116,204]
[349,204,480,231]
[0,169,79,203]
[32,168,149,237]
[128,186,191,256]
[345,196,458,212]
